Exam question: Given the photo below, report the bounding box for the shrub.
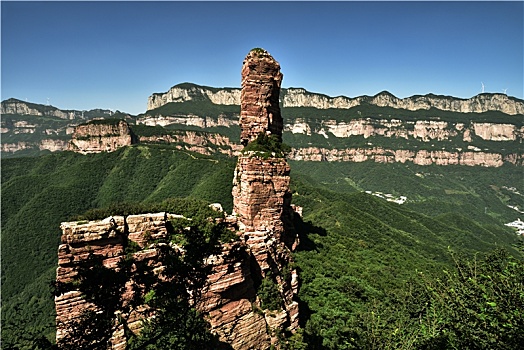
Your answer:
[242,132,291,158]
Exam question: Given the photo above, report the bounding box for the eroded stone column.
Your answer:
[240,48,283,146]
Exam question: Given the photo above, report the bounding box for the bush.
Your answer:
[242,132,291,158]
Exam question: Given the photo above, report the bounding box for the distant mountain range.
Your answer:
[148,82,524,115]
[1,83,523,166]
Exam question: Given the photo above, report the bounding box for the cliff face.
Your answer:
[69,120,135,154]
[1,98,72,119]
[147,84,241,111]
[137,114,237,128]
[133,116,522,167]
[288,147,521,167]
[284,118,523,142]
[55,212,297,349]
[1,98,116,120]
[139,130,241,157]
[147,84,524,115]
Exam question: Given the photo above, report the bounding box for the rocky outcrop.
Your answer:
[55,210,299,349]
[139,131,241,157]
[69,120,135,154]
[136,114,238,128]
[1,139,69,153]
[55,48,300,350]
[284,118,524,142]
[147,83,241,111]
[146,84,524,115]
[239,49,284,145]
[1,98,117,120]
[55,216,127,345]
[1,98,72,119]
[231,49,300,344]
[288,147,522,167]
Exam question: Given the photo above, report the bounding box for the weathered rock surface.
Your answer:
[1,98,72,119]
[147,84,524,115]
[1,139,69,153]
[136,114,238,128]
[1,98,116,120]
[239,49,284,145]
[287,118,523,142]
[231,155,300,338]
[231,49,300,344]
[139,130,242,157]
[69,120,135,154]
[147,84,241,111]
[55,211,299,349]
[288,147,522,167]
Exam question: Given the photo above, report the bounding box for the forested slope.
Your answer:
[2,145,522,348]
[1,146,235,345]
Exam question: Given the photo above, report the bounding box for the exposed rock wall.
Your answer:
[147,84,524,115]
[139,131,241,157]
[284,118,524,142]
[231,155,300,337]
[1,98,72,119]
[1,139,69,153]
[55,212,298,349]
[69,120,135,154]
[136,131,520,167]
[231,49,300,343]
[240,49,283,145]
[288,147,522,167]
[136,114,238,128]
[147,84,241,111]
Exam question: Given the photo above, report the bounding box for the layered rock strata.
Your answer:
[69,120,135,154]
[288,147,522,167]
[239,49,283,145]
[231,48,300,343]
[56,212,299,349]
[147,84,524,115]
[138,130,241,157]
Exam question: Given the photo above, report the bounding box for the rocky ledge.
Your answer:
[69,120,136,154]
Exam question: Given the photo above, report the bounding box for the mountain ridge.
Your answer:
[147,82,524,115]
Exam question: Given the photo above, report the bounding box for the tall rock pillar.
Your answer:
[240,48,284,146]
[232,48,300,340]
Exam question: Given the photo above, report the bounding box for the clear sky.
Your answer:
[2,1,523,115]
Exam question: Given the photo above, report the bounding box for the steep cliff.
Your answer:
[1,98,117,120]
[138,130,241,157]
[148,83,241,111]
[1,99,133,156]
[147,84,524,115]
[133,116,522,167]
[288,147,521,167]
[69,119,136,154]
[55,212,298,349]
[1,98,73,119]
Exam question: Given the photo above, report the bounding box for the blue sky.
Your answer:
[2,1,523,115]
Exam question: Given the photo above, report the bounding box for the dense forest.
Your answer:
[2,144,523,349]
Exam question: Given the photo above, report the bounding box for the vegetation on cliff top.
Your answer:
[77,118,127,127]
[242,132,291,158]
